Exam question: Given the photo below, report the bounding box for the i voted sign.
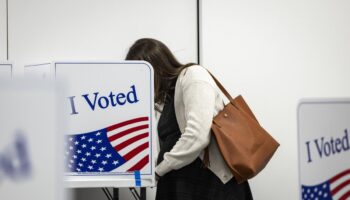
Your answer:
[67,85,139,115]
[0,63,12,77]
[0,79,65,200]
[25,61,155,188]
[298,99,350,200]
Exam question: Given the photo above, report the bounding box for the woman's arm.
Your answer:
[155,80,216,176]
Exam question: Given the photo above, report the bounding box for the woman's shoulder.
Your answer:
[180,65,215,85]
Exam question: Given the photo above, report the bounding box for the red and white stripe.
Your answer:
[107,117,150,172]
[330,169,350,200]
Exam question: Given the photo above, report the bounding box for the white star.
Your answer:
[113,160,119,165]
[98,167,104,172]
[82,144,87,148]
[106,154,112,158]
[81,157,86,162]
[74,141,79,145]
[88,138,93,142]
[97,140,102,144]
[91,146,96,151]
[88,165,93,170]
[81,136,86,140]
[95,153,101,158]
[91,160,96,164]
[85,152,91,156]
[69,137,73,141]
[78,163,83,167]
[102,160,108,165]
[96,132,101,136]
[69,146,73,150]
[100,147,106,151]
[73,155,77,159]
[76,168,81,172]
[77,149,82,154]
[70,160,74,164]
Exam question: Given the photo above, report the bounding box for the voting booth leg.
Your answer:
[102,188,113,200]
[113,188,119,200]
[140,188,146,200]
[128,187,147,200]
[102,187,145,200]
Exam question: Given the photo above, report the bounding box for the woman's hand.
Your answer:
[155,172,161,181]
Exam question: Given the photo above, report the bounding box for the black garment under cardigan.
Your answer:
[156,96,253,200]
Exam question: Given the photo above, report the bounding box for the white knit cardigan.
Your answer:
[155,65,233,183]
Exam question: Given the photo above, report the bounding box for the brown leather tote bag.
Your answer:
[207,72,280,183]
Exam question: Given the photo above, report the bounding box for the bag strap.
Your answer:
[203,69,234,168]
[205,70,235,103]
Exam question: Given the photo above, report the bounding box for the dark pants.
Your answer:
[156,158,253,200]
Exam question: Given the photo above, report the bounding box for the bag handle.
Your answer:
[206,70,235,103]
[207,69,259,122]
[203,69,234,168]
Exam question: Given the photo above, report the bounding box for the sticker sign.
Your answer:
[25,61,156,188]
[0,79,64,200]
[298,99,350,200]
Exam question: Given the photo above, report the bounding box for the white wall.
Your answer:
[9,0,197,75]
[201,0,350,199]
[0,0,7,60]
[9,0,197,199]
[8,0,350,199]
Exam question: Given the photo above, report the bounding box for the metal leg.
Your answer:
[113,188,119,200]
[129,187,141,199]
[103,187,146,200]
[102,187,113,200]
[128,187,147,200]
[140,187,146,200]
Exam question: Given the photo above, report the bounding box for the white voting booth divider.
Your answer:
[0,62,12,77]
[24,63,53,79]
[298,99,350,200]
[25,61,156,198]
[0,79,65,200]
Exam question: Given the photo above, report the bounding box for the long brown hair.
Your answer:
[126,38,195,105]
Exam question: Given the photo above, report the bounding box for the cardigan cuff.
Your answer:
[155,159,172,176]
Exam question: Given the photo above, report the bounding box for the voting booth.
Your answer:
[24,63,53,79]
[298,99,350,200]
[0,62,12,77]
[0,79,65,200]
[25,61,156,189]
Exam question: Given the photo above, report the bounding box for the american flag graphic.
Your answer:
[64,117,150,174]
[301,169,350,200]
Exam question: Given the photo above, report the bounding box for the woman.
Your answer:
[126,38,253,200]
